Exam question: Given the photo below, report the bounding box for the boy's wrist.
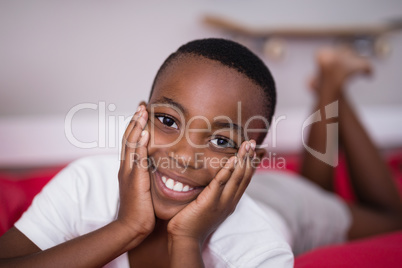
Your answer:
[168,234,202,253]
[109,220,151,250]
[168,235,204,267]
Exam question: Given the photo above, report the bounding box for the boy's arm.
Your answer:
[167,141,256,267]
[0,105,154,267]
[0,221,148,268]
[339,95,402,239]
[168,236,204,268]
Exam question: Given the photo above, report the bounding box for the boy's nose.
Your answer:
[170,135,204,170]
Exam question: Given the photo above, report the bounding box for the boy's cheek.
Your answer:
[205,156,232,178]
[146,129,176,155]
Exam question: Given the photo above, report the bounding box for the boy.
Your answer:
[0,39,401,267]
[0,38,293,267]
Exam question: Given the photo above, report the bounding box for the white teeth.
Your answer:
[161,175,193,192]
[173,182,183,192]
[165,178,174,190]
[182,185,190,192]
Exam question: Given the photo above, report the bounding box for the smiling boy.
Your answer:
[1,38,401,268]
[0,39,293,267]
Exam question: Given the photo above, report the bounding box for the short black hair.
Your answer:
[149,38,276,140]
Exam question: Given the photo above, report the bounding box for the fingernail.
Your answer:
[245,142,250,152]
[234,156,238,165]
[137,106,142,112]
[139,130,148,145]
[250,142,256,150]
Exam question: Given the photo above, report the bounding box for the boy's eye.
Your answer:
[210,137,236,149]
[156,115,178,129]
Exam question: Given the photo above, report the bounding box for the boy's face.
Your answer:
[145,55,268,220]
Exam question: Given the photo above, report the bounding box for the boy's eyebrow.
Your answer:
[213,121,245,140]
[151,96,188,116]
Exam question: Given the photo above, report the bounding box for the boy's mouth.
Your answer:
[161,176,194,192]
[152,168,205,202]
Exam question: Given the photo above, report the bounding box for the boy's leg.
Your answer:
[339,93,402,239]
[301,47,402,240]
[299,49,341,191]
[300,47,368,191]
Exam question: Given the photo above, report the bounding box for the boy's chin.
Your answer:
[153,202,186,221]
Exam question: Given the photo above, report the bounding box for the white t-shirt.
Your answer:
[15,155,293,267]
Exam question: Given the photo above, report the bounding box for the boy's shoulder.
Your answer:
[57,154,121,208]
[67,154,119,173]
[58,154,120,188]
[14,154,121,250]
[51,154,121,212]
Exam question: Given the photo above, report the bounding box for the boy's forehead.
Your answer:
[151,55,266,121]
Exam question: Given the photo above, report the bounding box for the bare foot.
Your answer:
[309,47,373,94]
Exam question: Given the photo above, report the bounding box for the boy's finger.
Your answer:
[231,140,256,202]
[240,140,255,160]
[123,106,142,139]
[121,106,148,171]
[234,156,255,202]
[124,110,148,171]
[120,106,143,169]
[236,141,249,160]
[204,156,237,200]
[125,108,148,150]
[221,142,249,201]
[131,129,150,177]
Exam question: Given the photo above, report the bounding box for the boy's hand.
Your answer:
[167,140,256,245]
[117,105,155,241]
